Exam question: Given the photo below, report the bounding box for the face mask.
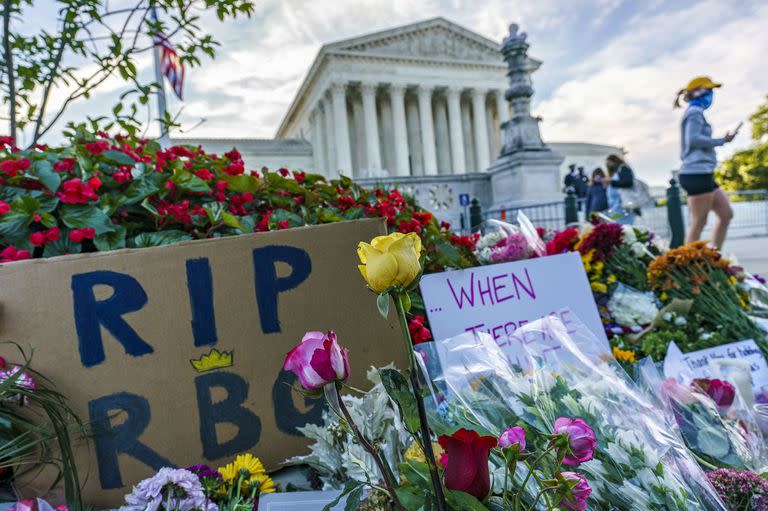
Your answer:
[689,89,714,110]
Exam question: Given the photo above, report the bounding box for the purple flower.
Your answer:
[707,468,768,511]
[490,233,532,263]
[187,464,222,480]
[558,472,592,511]
[121,468,218,511]
[553,417,598,466]
[498,426,526,451]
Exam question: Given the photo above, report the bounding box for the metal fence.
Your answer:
[482,200,566,230]
[638,189,768,240]
[474,188,768,242]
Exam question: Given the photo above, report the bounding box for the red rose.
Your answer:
[438,429,497,500]
[408,316,433,344]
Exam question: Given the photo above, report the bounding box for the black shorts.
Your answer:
[679,173,719,196]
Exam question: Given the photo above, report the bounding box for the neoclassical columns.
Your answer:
[390,84,410,176]
[360,83,381,174]
[309,81,505,177]
[331,83,352,174]
[471,88,490,171]
[446,86,466,174]
[417,85,438,175]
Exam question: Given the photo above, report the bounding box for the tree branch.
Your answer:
[2,0,16,142]
[32,36,67,143]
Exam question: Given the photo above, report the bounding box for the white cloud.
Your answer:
[535,1,767,185]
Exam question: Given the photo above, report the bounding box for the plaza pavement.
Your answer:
[724,236,768,276]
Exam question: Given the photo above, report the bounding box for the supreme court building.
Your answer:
[176,18,622,225]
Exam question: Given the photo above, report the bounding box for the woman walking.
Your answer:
[675,76,737,248]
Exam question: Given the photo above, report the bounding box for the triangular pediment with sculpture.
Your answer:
[326,18,503,63]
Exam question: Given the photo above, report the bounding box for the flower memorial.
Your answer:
[118,454,274,511]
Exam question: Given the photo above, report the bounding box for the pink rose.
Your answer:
[553,417,597,466]
[558,472,592,511]
[498,426,526,451]
[283,331,350,391]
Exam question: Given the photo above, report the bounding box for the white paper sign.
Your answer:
[419,253,609,347]
[258,490,351,510]
[663,340,768,403]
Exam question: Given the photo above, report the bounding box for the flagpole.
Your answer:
[150,4,171,146]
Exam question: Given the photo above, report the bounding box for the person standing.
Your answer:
[564,164,578,191]
[605,154,635,225]
[675,76,737,248]
[585,168,608,219]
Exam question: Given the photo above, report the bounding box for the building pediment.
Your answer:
[326,18,503,64]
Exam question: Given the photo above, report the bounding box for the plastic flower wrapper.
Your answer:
[636,358,768,471]
[607,283,659,328]
[742,272,768,320]
[419,310,727,511]
[473,218,539,265]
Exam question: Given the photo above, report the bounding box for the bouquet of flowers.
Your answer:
[648,241,763,345]
[637,310,728,361]
[119,454,275,511]
[652,375,766,470]
[606,283,659,328]
[422,313,727,511]
[473,220,536,264]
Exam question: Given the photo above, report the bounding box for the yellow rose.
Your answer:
[357,232,423,293]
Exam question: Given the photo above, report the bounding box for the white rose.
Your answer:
[674,316,687,326]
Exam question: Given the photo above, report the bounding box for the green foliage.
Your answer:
[0,0,255,145]
[638,312,729,361]
[0,343,87,509]
[716,95,768,191]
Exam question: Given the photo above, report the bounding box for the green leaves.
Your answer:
[94,225,127,251]
[379,368,420,435]
[59,204,115,235]
[32,160,61,192]
[322,480,365,511]
[377,293,390,319]
[445,490,490,510]
[172,169,210,193]
[131,230,193,248]
[203,203,244,233]
[101,150,136,166]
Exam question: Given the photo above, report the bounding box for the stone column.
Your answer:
[446,86,466,174]
[360,83,382,175]
[495,89,508,124]
[433,95,450,173]
[390,84,410,176]
[310,108,326,175]
[471,88,490,171]
[330,83,352,174]
[417,86,438,175]
[321,94,336,173]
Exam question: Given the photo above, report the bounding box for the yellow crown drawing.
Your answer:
[190,348,233,372]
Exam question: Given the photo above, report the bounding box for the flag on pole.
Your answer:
[155,34,185,100]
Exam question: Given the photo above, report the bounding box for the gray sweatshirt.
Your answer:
[680,105,725,174]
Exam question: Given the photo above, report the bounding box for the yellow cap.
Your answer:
[684,76,722,92]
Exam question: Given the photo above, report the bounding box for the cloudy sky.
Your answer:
[34,0,768,184]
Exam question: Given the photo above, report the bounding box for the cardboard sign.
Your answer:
[419,253,608,346]
[0,219,402,507]
[664,340,768,403]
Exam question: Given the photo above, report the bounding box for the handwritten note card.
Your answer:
[419,253,608,346]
